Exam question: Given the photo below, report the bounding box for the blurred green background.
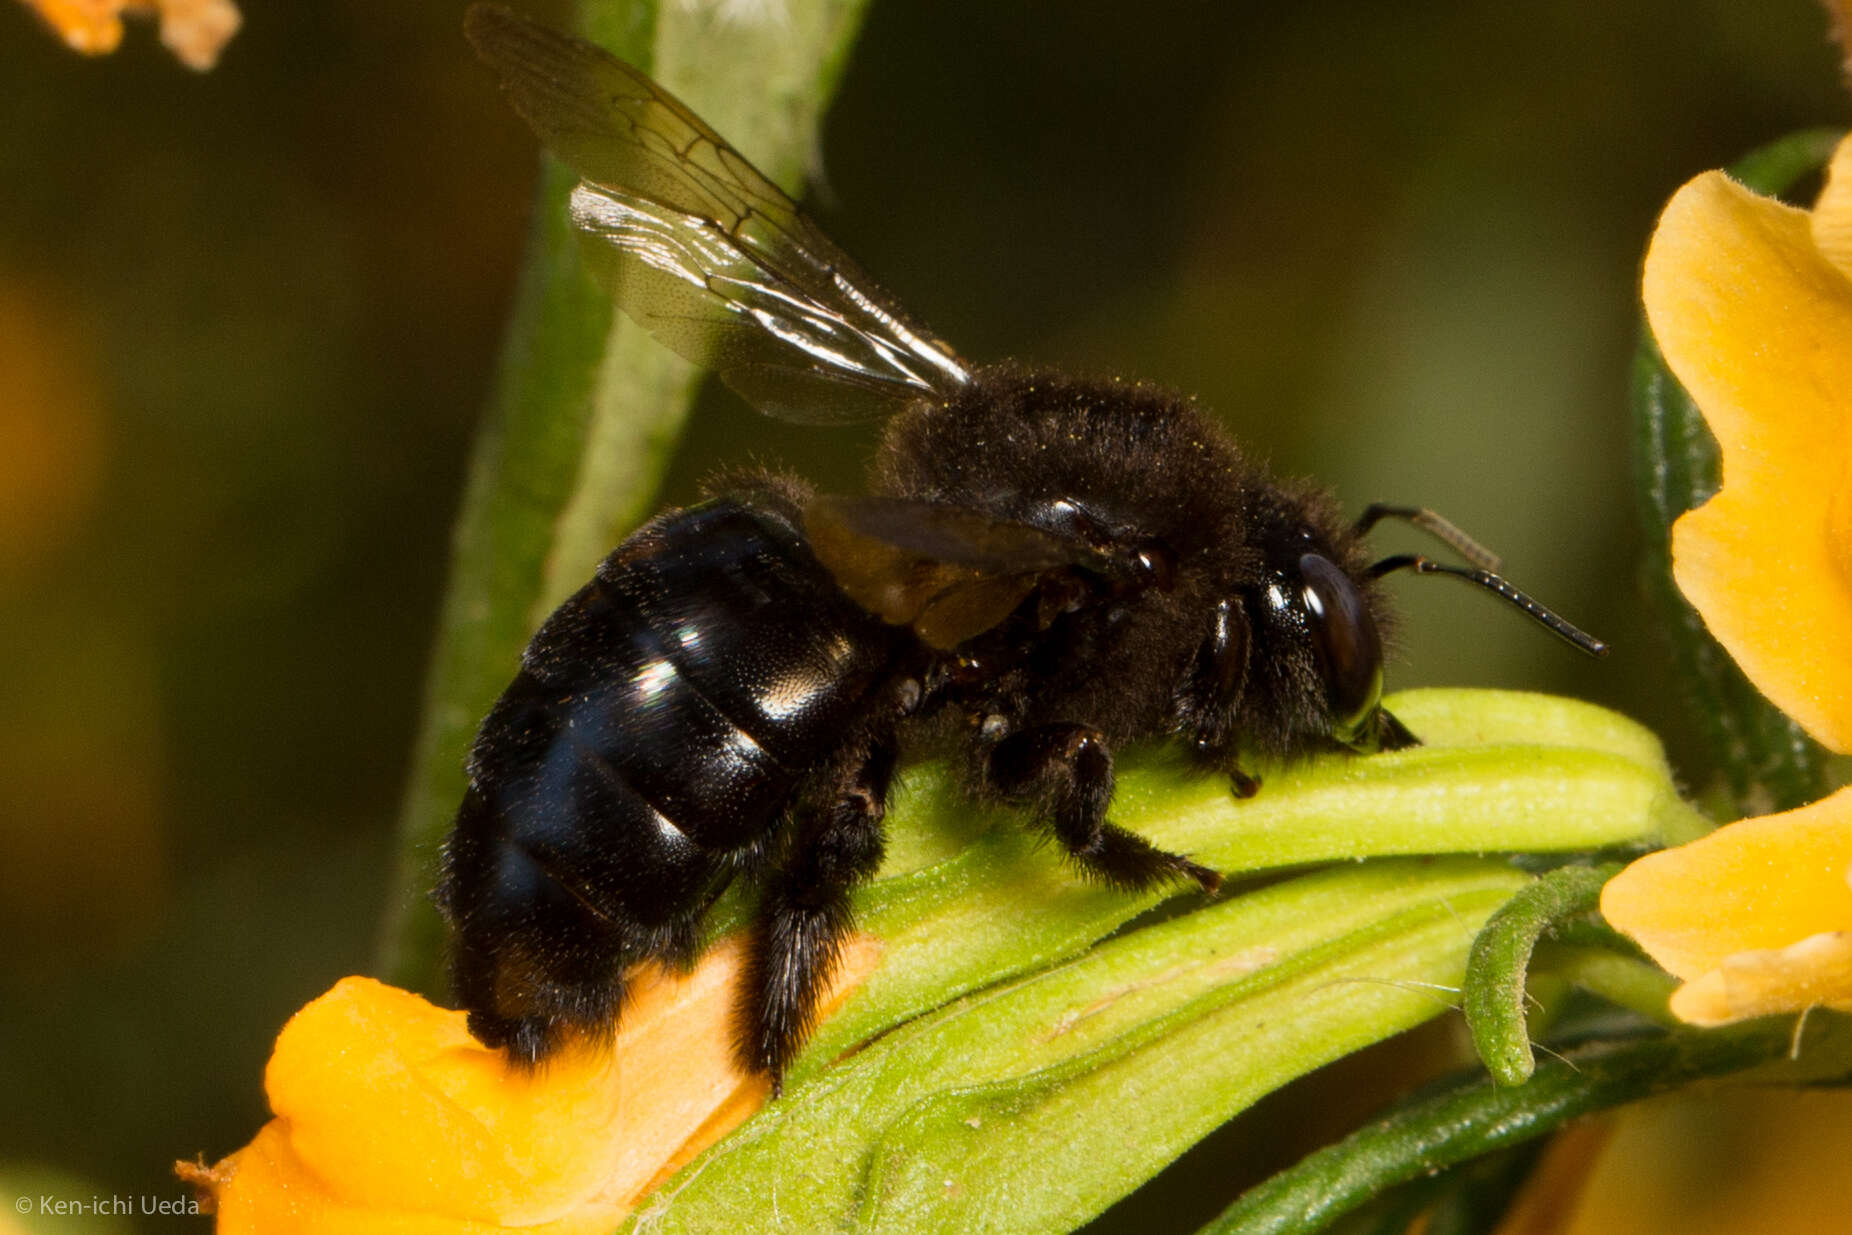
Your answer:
[0,0,1843,1228]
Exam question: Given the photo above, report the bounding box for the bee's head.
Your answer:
[1234,518,1414,755]
[1174,484,1406,760]
[1212,502,1606,760]
[1250,526,1407,752]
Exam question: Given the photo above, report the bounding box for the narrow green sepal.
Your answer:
[1464,863,1619,1086]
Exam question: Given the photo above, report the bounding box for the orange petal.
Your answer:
[263,979,635,1225]
[19,0,125,54]
[1644,154,1852,754]
[1602,784,1852,1022]
[202,934,881,1232]
[15,0,238,67]
[206,1121,565,1235]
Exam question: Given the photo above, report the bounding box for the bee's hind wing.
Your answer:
[805,495,1124,649]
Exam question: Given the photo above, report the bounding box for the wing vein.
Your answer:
[468,2,971,426]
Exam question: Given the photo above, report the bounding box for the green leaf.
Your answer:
[795,689,1690,1082]
[1629,129,1842,817]
[611,690,1686,1233]
[1725,128,1847,200]
[377,0,878,992]
[628,861,1532,1235]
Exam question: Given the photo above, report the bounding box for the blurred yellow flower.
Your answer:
[0,283,103,574]
[18,0,240,70]
[188,935,880,1233]
[1600,132,1852,1028]
[1504,1087,1852,1235]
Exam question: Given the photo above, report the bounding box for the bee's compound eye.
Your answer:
[1297,553,1384,744]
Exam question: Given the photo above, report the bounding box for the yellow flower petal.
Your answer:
[197,934,881,1232]
[1809,137,1852,279]
[1643,145,1852,754]
[1668,930,1852,1025]
[1602,783,1852,1023]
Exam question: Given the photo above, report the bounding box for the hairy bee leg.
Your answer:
[1228,767,1261,798]
[986,724,1221,895]
[740,743,895,1093]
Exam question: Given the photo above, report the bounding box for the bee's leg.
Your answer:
[1377,708,1421,751]
[984,723,1222,895]
[1227,766,1262,799]
[740,740,895,1093]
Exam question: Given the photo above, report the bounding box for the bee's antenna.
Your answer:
[1355,504,1502,572]
[1368,554,1609,657]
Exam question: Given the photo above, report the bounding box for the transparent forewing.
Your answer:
[466,4,971,424]
[566,185,963,423]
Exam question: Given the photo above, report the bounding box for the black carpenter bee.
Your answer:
[440,4,1606,1090]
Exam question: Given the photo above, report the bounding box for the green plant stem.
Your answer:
[1200,1017,1852,1235]
[1531,942,1677,1027]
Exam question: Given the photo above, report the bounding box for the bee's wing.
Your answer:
[465,4,971,425]
[805,496,1121,649]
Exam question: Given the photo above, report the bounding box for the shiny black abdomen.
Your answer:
[438,498,906,1051]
